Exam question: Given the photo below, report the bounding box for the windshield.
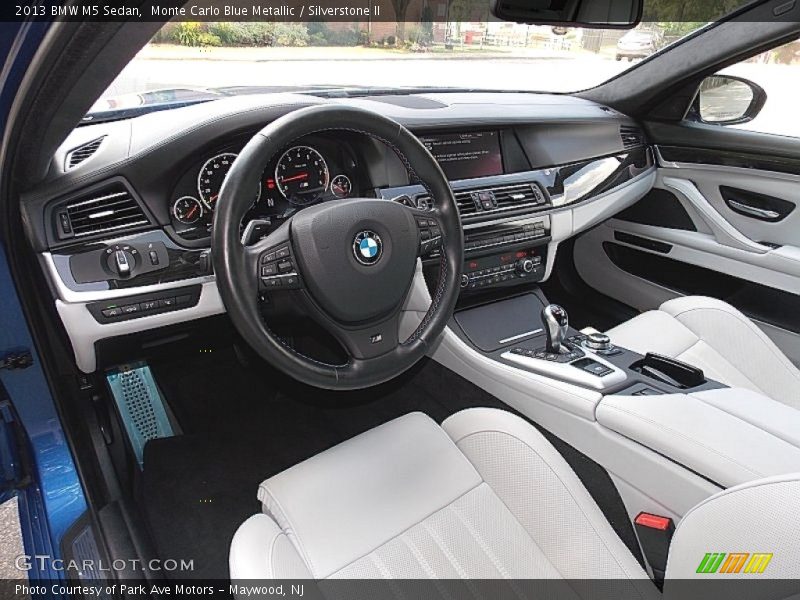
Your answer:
[95,4,753,114]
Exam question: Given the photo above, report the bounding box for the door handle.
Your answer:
[727,199,780,220]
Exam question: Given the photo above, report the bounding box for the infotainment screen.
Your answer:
[419,131,503,180]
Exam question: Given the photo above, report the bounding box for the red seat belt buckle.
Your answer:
[635,512,673,531]
[634,512,675,586]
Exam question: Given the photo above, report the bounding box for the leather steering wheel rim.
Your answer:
[212,105,463,390]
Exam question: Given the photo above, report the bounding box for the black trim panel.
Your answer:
[50,230,208,293]
[603,242,800,334]
[615,188,697,231]
[658,144,800,176]
[613,231,672,254]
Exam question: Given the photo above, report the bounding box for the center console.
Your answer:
[452,292,724,396]
[446,289,800,493]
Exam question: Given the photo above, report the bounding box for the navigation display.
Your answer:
[420,131,503,180]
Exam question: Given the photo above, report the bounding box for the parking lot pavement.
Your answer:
[0,497,26,581]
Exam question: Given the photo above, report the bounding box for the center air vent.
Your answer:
[65,136,105,170]
[414,182,548,219]
[620,125,645,150]
[54,183,151,241]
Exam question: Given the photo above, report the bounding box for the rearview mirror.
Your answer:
[696,75,767,125]
[491,0,643,29]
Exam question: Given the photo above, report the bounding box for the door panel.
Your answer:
[574,130,800,366]
[657,161,800,249]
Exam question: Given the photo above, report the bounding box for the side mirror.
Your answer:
[491,0,642,29]
[695,75,767,125]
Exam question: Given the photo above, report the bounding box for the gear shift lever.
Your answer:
[542,304,569,354]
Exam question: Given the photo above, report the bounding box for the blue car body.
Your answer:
[0,20,88,585]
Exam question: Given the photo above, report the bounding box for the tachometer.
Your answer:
[275,146,329,206]
[198,152,261,210]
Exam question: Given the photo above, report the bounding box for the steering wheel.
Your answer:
[212,105,463,390]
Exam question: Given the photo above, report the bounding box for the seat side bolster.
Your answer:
[661,295,800,374]
[660,296,800,407]
[664,474,800,584]
[229,514,312,580]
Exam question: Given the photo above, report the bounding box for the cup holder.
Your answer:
[630,353,706,390]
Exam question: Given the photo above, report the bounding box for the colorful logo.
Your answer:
[696,553,773,574]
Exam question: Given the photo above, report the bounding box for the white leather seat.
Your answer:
[607,296,800,409]
[230,407,800,596]
[230,408,657,594]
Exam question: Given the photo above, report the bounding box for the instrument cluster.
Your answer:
[169,138,360,242]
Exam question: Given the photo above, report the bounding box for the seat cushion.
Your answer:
[230,408,656,597]
[607,296,800,409]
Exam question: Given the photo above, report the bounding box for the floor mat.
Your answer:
[142,351,642,579]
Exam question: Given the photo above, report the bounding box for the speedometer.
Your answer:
[275,146,329,206]
[198,152,261,211]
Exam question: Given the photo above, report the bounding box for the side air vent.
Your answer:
[54,183,151,240]
[620,125,645,150]
[65,136,105,170]
[414,183,547,219]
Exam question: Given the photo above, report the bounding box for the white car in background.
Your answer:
[616,29,662,61]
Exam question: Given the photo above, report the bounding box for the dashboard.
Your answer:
[21,91,657,373]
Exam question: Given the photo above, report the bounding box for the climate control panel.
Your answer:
[461,247,546,291]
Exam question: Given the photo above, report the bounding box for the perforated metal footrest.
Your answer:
[107,362,173,467]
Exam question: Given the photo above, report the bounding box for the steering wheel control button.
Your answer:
[353,230,383,266]
[415,216,443,257]
[258,244,301,291]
